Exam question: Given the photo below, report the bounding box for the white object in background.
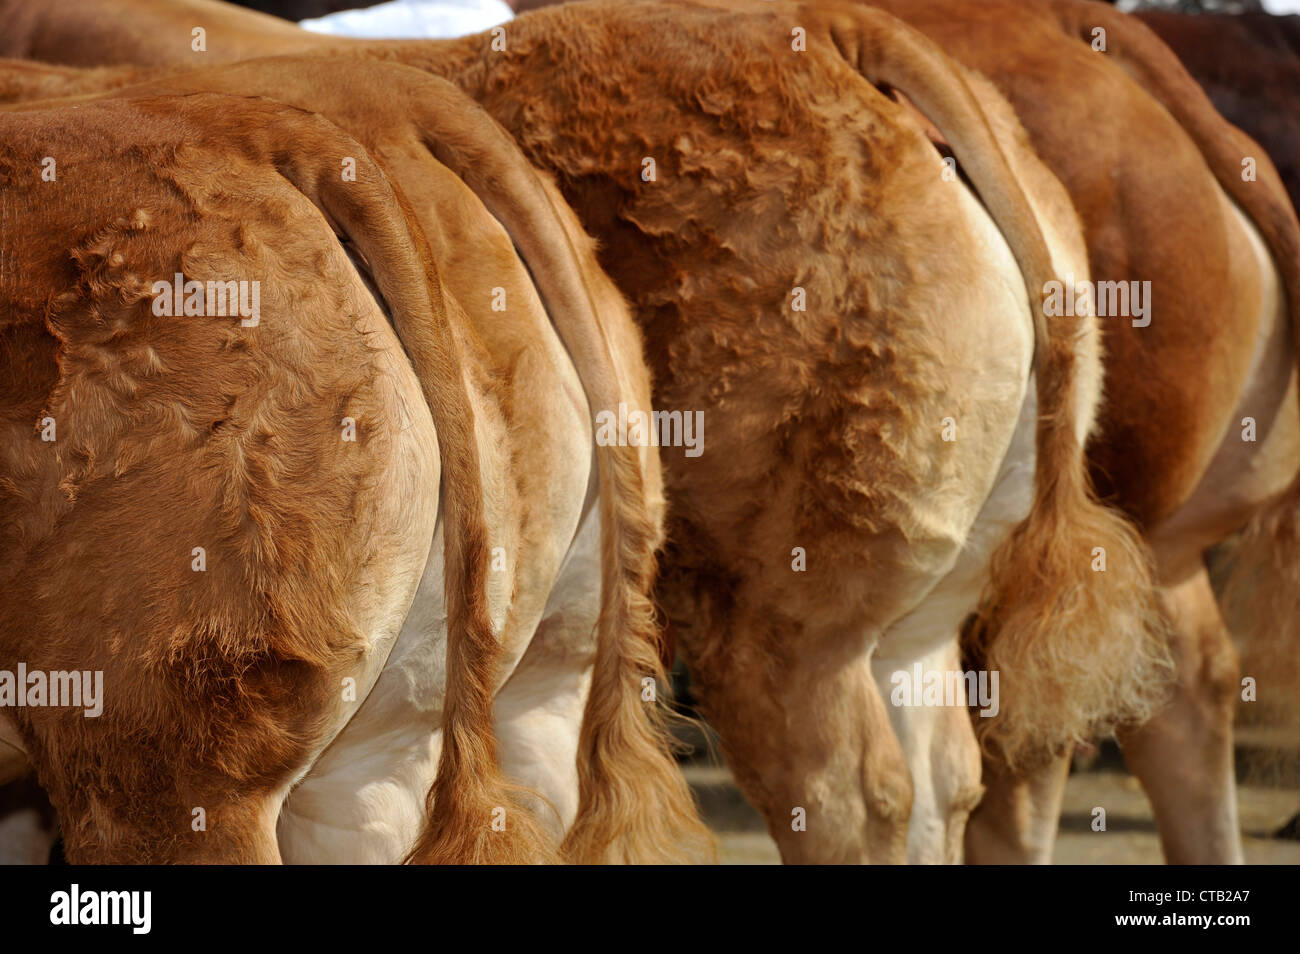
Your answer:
[300,0,513,39]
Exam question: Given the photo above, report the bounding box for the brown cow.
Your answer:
[399,2,1181,863]
[0,62,711,863]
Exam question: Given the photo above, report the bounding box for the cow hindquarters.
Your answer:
[670,156,1038,863]
[0,116,442,861]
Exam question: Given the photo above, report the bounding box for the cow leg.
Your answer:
[964,750,1071,864]
[683,608,912,865]
[60,794,283,864]
[873,641,984,864]
[1117,566,1244,864]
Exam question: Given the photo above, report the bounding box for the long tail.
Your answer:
[1058,0,1300,738]
[175,94,559,863]
[390,76,714,863]
[805,0,1171,768]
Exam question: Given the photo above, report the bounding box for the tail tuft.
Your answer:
[966,440,1175,769]
[405,735,562,864]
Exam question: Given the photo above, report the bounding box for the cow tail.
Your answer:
[238,104,557,862]
[1063,0,1300,740]
[810,2,1172,768]
[401,80,713,862]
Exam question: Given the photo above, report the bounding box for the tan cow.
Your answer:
[0,64,710,863]
[0,0,1175,863]
[0,0,331,64]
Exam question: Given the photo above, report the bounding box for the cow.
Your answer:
[0,63,712,863]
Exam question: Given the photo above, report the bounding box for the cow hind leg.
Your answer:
[1117,566,1244,864]
[686,610,913,865]
[964,750,1071,864]
[874,642,984,864]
